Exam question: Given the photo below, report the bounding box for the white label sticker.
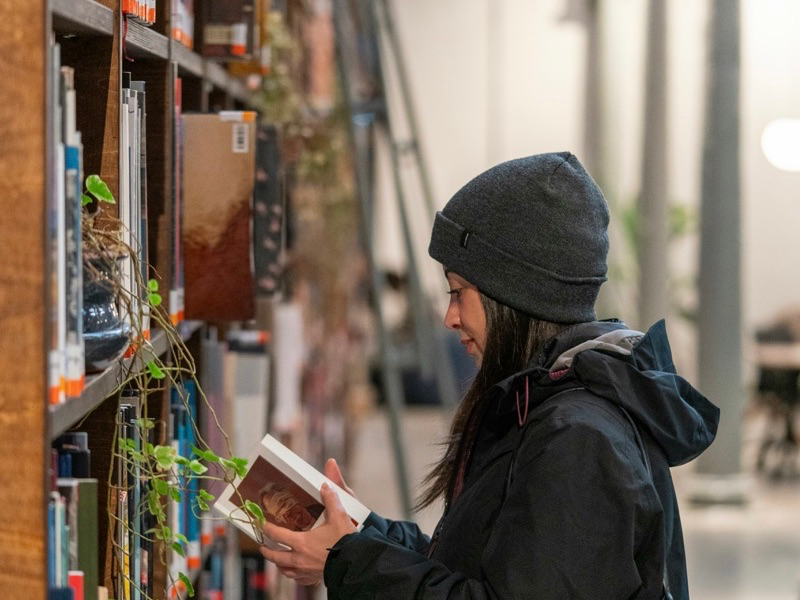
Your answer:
[233,123,248,153]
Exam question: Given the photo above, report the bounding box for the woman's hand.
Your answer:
[324,458,356,497]
[259,481,357,586]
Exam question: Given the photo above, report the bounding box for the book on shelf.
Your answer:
[200,330,230,494]
[48,41,66,406]
[116,396,152,600]
[223,342,270,459]
[171,0,195,48]
[121,73,150,353]
[130,79,150,343]
[225,0,272,77]
[49,42,87,405]
[213,434,371,550]
[61,65,85,400]
[123,0,157,26]
[168,380,204,592]
[201,0,256,60]
[56,478,99,600]
[182,111,257,321]
[252,124,285,297]
[170,72,185,329]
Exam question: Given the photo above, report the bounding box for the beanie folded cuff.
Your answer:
[428,212,606,323]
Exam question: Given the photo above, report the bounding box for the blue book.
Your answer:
[184,380,201,568]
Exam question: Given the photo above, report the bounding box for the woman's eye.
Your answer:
[447,288,462,298]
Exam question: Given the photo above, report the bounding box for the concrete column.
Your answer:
[637,0,669,330]
[691,0,749,504]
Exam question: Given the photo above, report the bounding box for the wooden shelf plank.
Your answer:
[48,322,202,439]
[205,62,228,90]
[171,41,205,78]
[52,0,114,36]
[49,329,167,439]
[126,20,169,59]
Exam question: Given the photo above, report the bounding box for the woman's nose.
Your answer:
[444,301,460,330]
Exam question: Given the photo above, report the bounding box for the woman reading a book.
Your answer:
[260,152,720,599]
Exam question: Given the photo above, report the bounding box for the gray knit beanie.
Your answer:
[428,151,609,323]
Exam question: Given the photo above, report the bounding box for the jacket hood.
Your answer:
[495,320,720,466]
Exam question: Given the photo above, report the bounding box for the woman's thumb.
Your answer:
[321,482,346,519]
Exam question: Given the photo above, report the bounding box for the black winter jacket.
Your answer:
[324,320,720,599]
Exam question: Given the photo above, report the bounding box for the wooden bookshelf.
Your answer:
[0,1,263,597]
[127,20,170,59]
[52,0,114,36]
[0,1,48,596]
[49,322,203,439]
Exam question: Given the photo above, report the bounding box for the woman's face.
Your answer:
[444,271,487,367]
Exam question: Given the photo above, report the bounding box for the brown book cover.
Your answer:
[182,112,257,321]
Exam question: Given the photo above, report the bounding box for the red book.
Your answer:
[68,571,85,600]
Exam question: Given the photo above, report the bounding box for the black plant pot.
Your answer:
[82,257,131,373]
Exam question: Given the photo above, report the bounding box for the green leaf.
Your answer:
[155,525,172,541]
[146,360,166,380]
[245,500,265,523]
[198,489,215,501]
[147,491,160,514]
[154,445,176,470]
[81,193,93,206]
[171,542,186,557]
[231,457,249,478]
[174,532,189,544]
[191,446,220,464]
[85,174,115,204]
[169,487,182,503]
[148,292,162,307]
[189,460,208,475]
[127,450,146,463]
[196,497,209,511]
[135,417,155,430]
[220,456,250,479]
[175,455,190,467]
[178,573,195,597]
[153,479,170,496]
[147,278,159,292]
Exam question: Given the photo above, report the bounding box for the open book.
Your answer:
[214,434,371,549]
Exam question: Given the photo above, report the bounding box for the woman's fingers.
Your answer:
[262,520,301,549]
[320,482,348,524]
[324,458,355,496]
[260,545,295,569]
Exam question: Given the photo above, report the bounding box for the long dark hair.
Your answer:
[416,292,566,511]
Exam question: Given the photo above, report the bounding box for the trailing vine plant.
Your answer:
[80,176,270,599]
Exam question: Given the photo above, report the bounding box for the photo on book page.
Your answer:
[214,434,372,549]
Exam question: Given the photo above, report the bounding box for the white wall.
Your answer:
[377,0,800,362]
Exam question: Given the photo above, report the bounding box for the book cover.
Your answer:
[182,112,256,321]
[214,434,371,550]
[252,124,285,297]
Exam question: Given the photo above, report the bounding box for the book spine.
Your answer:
[167,390,187,591]
[125,403,141,600]
[68,570,85,600]
[185,380,200,570]
[119,84,132,356]
[135,83,150,342]
[48,493,57,586]
[117,405,130,600]
[170,73,184,328]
